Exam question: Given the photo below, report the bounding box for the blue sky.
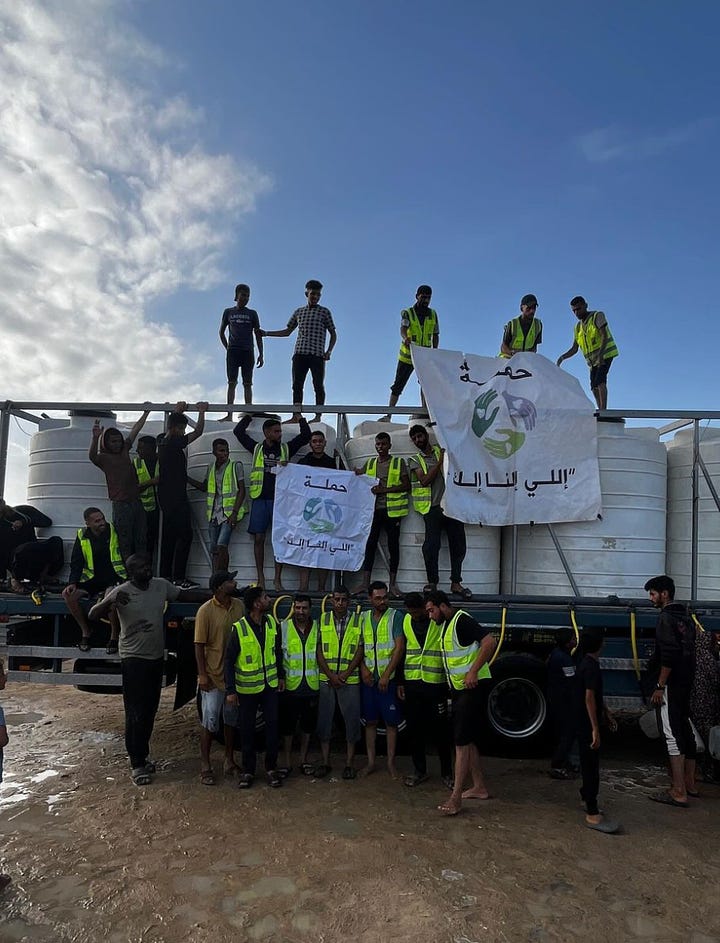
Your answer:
[2,0,719,497]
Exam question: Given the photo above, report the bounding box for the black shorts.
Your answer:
[279,693,319,736]
[589,359,612,390]
[227,348,254,385]
[76,578,116,598]
[450,687,483,746]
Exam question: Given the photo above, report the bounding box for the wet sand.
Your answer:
[0,684,718,943]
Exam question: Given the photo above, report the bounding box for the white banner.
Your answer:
[412,347,602,526]
[272,464,377,571]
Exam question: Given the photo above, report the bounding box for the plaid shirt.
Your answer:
[287,304,335,357]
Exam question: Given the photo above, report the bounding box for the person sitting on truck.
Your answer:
[62,507,127,653]
[89,406,152,561]
[188,438,246,575]
[133,435,159,558]
[499,294,543,358]
[354,433,409,599]
[556,297,619,411]
[425,591,495,816]
[233,414,311,590]
[88,553,188,787]
[194,570,245,785]
[219,283,264,422]
[224,585,285,789]
[0,499,63,593]
[157,401,208,589]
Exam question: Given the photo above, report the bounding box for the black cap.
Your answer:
[520,294,538,307]
[209,570,238,591]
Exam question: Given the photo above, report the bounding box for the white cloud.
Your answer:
[0,0,272,406]
[576,118,717,163]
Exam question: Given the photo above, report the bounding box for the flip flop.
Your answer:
[301,763,315,776]
[403,772,429,787]
[314,764,331,778]
[276,766,292,779]
[238,773,254,790]
[131,768,151,786]
[686,788,700,798]
[106,640,119,655]
[585,819,620,834]
[78,637,92,652]
[342,766,356,780]
[649,791,689,808]
[200,769,216,786]
[451,586,473,600]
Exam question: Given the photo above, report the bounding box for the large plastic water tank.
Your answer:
[185,420,338,589]
[500,421,667,596]
[346,421,501,593]
[666,427,720,599]
[25,411,164,577]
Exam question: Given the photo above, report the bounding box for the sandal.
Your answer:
[314,764,331,778]
[200,769,216,786]
[422,584,437,594]
[451,585,473,600]
[342,766,356,780]
[267,770,282,788]
[106,640,119,655]
[277,766,292,779]
[131,768,151,786]
[78,637,92,652]
[403,772,429,787]
[238,773,254,789]
[441,775,455,790]
[301,763,315,776]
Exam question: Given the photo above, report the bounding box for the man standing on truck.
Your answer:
[425,591,495,816]
[499,294,543,358]
[89,553,188,787]
[62,507,127,653]
[645,575,697,808]
[556,297,619,410]
[379,285,439,422]
[297,429,344,593]
[407,425,471,599]
[218,283,264,421]
[194,570,245,785]
[133,435,159,559]
[224,585,285,789]
[188,438,246,575]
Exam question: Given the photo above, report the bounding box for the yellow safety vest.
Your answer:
[441,609,491,691]
[232,616,279,694]
[77,525,126,582]
[411,445,442,515]
[402,614,445,684]
[499,317,542,358]
[319,611,362,684]
[249,443,288,499]
[206,461,245,522]
[281,619,319,692]
[398,307,438,364]
[366,456,408,518]
[361,609,397,677]
[133,457,156,512]
[574,311,618,365]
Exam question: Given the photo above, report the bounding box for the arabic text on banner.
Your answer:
[271,464,377,571]
[412,347,602,526]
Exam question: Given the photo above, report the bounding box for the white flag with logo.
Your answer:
[272,464,377,571]
[412,347,602,526]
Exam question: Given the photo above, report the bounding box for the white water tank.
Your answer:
[666,427,720,599]
[346,421,501,593]
[500,421,667,596]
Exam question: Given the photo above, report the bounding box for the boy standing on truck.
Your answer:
[133,435,159,559]
[556,297,619,411]
[219,283,264,421]
[188,438,246,575]
[379,285,439,421]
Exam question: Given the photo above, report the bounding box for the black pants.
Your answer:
[422,506,466,585]
[145,508,159,558]
[390,359,414,398]
[362,509,402,574]
[403,682,452,778]
[292,354,326,406]
[11,537,65,582]
[549,701,576,769]
[238,688,280,775]
[121,657,164,769]
[578,731,600,815]
[159,501,193,582]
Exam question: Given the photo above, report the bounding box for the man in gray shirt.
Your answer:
[90,554,186,786]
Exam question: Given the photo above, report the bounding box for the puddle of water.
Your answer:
[0,919,58,942]
[30,769,59,784]
[33,874,89,905]
[248,914,279,940]
[78,731,121,744]
[239,850,265,867]
[321,814,360,837]
[236,875,297,904]
[4,712,44,725]
[173,874,219,895]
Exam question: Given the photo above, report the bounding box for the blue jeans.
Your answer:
[208,520,233,552]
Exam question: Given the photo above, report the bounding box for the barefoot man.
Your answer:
[425,591,496,815]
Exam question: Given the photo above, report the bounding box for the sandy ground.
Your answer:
[0,683,718,943]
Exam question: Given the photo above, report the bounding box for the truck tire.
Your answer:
[482,654,549,755]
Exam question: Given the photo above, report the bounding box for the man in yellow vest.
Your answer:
[188,438,246,574]
[354,432,410,599]
[134,435,159,558]
[316,585,364,779]
[425,591,496,816]
[397,593,453,789]
[224,585,285,788]
[278,593,320,777]
[556,296,619,410]
[62,507,127,653]
[499,294,543,358]
[359,581,405,778]
[379,285,439,422]
[408,425,471,599]
[234,414,311,590]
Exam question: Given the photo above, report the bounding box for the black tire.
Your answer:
[481,654,549,756]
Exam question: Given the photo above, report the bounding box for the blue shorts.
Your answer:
[248,498,274,535]
[208,520,234,551]
[361,679,400,728]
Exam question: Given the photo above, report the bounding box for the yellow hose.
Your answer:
[272,594,293,623]
[691,612,706,634]
[630,609,640,680]
[320,594,332,616]
[570,608,580,654]
[489,606,507,667]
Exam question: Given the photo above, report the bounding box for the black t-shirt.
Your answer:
[221,306,260,350]
[547,646,576,707]
[157,433,190,507]
[575,654,603,732]
[455,612,490,647]
[298,452,340,470]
